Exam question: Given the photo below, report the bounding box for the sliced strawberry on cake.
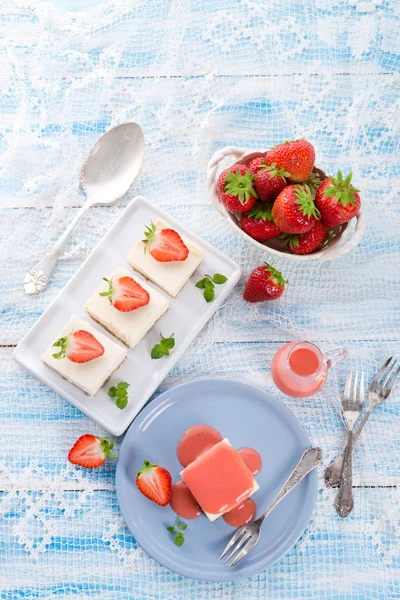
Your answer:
[143,222,189,262]
[41,315,127,396]
[84,267,169,348]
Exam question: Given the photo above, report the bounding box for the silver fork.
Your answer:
[335,371,364,517]
[219,447,321,568]
[325,357,399,488]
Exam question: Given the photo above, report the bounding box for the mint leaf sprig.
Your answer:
[108,381,130,409]
[195,273,228,303]
[166,517,188,547]
[151,333,175,359]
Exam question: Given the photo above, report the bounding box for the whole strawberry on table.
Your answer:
[216,139,361,256]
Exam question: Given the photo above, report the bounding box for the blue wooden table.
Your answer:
[1,1,400,598]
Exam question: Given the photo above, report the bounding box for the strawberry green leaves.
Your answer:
[303,171,321,196]
[223,169,258,204]
[263,263,289,287]
[99,277,114,304]
[108,381,130,410]
[261,161,291,181]
[52,335,68,359]
[143,221,157,253]
[323,171,360,207]
[195,273,228,302]
[247,205,274,222]
[99,437,118,459]
[294,185,321,219]
[166,517,188,547]
[151,334,175,359]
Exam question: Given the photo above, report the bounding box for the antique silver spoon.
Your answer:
[24,122,145,294]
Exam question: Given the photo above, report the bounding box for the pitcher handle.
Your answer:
[323,348,348,369]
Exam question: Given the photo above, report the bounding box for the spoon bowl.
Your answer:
[82,122,145,204]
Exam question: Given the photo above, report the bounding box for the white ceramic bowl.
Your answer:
[206,146,365,262]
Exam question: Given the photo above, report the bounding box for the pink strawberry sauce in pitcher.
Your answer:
[271,341,348,398]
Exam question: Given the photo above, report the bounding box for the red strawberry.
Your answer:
[315,171,361,228]
[100,276,150,312]
[247,156,264,174]
[68,434,117,468]
[52,330,104,363]
[244,263,288,303]
[136,460,172,506]
[266,140,315,182]
[143,222,189,262]
[271,184,320,234]
[254,162,290,202]
[240,206,281,242]
[282,220,328,255]
[217,164,257,212]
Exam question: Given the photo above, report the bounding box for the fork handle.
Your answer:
[335,430,354,517]
[258,447,322,525]
[325,408,371,488]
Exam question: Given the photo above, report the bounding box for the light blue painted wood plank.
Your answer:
[0,1,398,77]
[1,488,399,599]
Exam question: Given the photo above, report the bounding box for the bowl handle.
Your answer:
[317,212,366,262]
[206,146,253,216]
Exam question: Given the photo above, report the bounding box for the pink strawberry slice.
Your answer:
[136,459,172,506]
[52,330,104,363]
[143,222,189,262]
[68,434,117,468]
[100,276,150,312]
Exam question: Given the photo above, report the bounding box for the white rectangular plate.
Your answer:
[14,197,241,435]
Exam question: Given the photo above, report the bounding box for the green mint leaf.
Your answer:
[212,274,227,285]
[195,277,209,289]
[108,387,117,398]
[116,395,128,410]
[174,532,185,547]
[203,287,215,302]
[178,523,188,530]
[151,345,169,359]
[166,526,175,532]
[117,382,130,390]
[161,335,175,351]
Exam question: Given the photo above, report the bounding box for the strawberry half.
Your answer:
[100,276,150,312]
[136,460,172,506]
[52,330,104,363]
[315,171,360,228]
[143,222,189,262]
[244,263,288,303]
[68,434,117,468]
[266,140,315,182]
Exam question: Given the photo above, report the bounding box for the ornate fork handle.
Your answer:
[325,408,370,488]
[259,448,322,525]
[335,430,354,517]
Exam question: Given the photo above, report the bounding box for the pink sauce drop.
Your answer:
[169,480,202,520]
[289,347,320,376]
[177,424,223,467]
[238,447,262,475]
[223,498,257,527]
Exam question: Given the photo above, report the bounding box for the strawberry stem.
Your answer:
[223,169,258,204]
[294,185,320,219]
[323,171,360,207]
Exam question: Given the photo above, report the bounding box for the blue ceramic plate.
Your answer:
[116,379,318,581]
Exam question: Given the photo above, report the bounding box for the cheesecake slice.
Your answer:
[84,267,169,348]
[41,315,127,396]
[180,439,259,522]
[126,217,205,297]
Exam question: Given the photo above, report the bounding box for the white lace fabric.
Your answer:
[1,0,400,598]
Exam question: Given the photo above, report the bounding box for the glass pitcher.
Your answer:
[271,341,348,398]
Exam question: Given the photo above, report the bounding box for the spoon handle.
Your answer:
[24,202,91,294]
